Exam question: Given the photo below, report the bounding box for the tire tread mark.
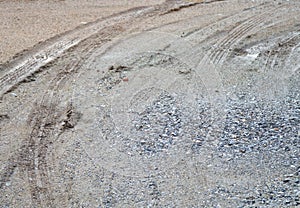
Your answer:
[0,4,179,204]
[210,5,286,65]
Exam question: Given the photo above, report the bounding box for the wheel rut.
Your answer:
[0,1,201,206]
[0,0,299,207]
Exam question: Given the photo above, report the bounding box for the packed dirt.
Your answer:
[0,0,299,207]
[0,0,164,65]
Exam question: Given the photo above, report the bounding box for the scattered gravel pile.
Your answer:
[201,175,300,207]
[219,97,299,156]
[129,93,219,156]
[131,93,182,155]
[213,88,299,207]
[241,175,300,207]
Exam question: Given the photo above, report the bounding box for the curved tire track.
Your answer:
[1,0,299,207]
[0,1,202,206]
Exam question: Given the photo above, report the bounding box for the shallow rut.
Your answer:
[0,0,299,207]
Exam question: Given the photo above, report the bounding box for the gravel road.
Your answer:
[0,0,299,207]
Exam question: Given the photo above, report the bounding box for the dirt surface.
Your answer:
[0,0,299,207]
[0,0,164,65]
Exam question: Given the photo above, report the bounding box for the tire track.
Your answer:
[181,1,269,42]
[0,1,203,206]
[192,3,290,97]
[209,4,287,65]
[0,0,202,99]
[0,22,128,208]
[263,34,300,73]
[174,3,276,89]
[176,3,289,133]
[211,2,300,66]
[0,60,80,207]
[1,1,299,207]
[0,7,148,98]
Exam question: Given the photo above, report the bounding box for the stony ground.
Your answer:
[0,0,299,207]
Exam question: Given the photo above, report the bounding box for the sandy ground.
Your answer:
[0,0,299,207]
[0,0,164,65]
